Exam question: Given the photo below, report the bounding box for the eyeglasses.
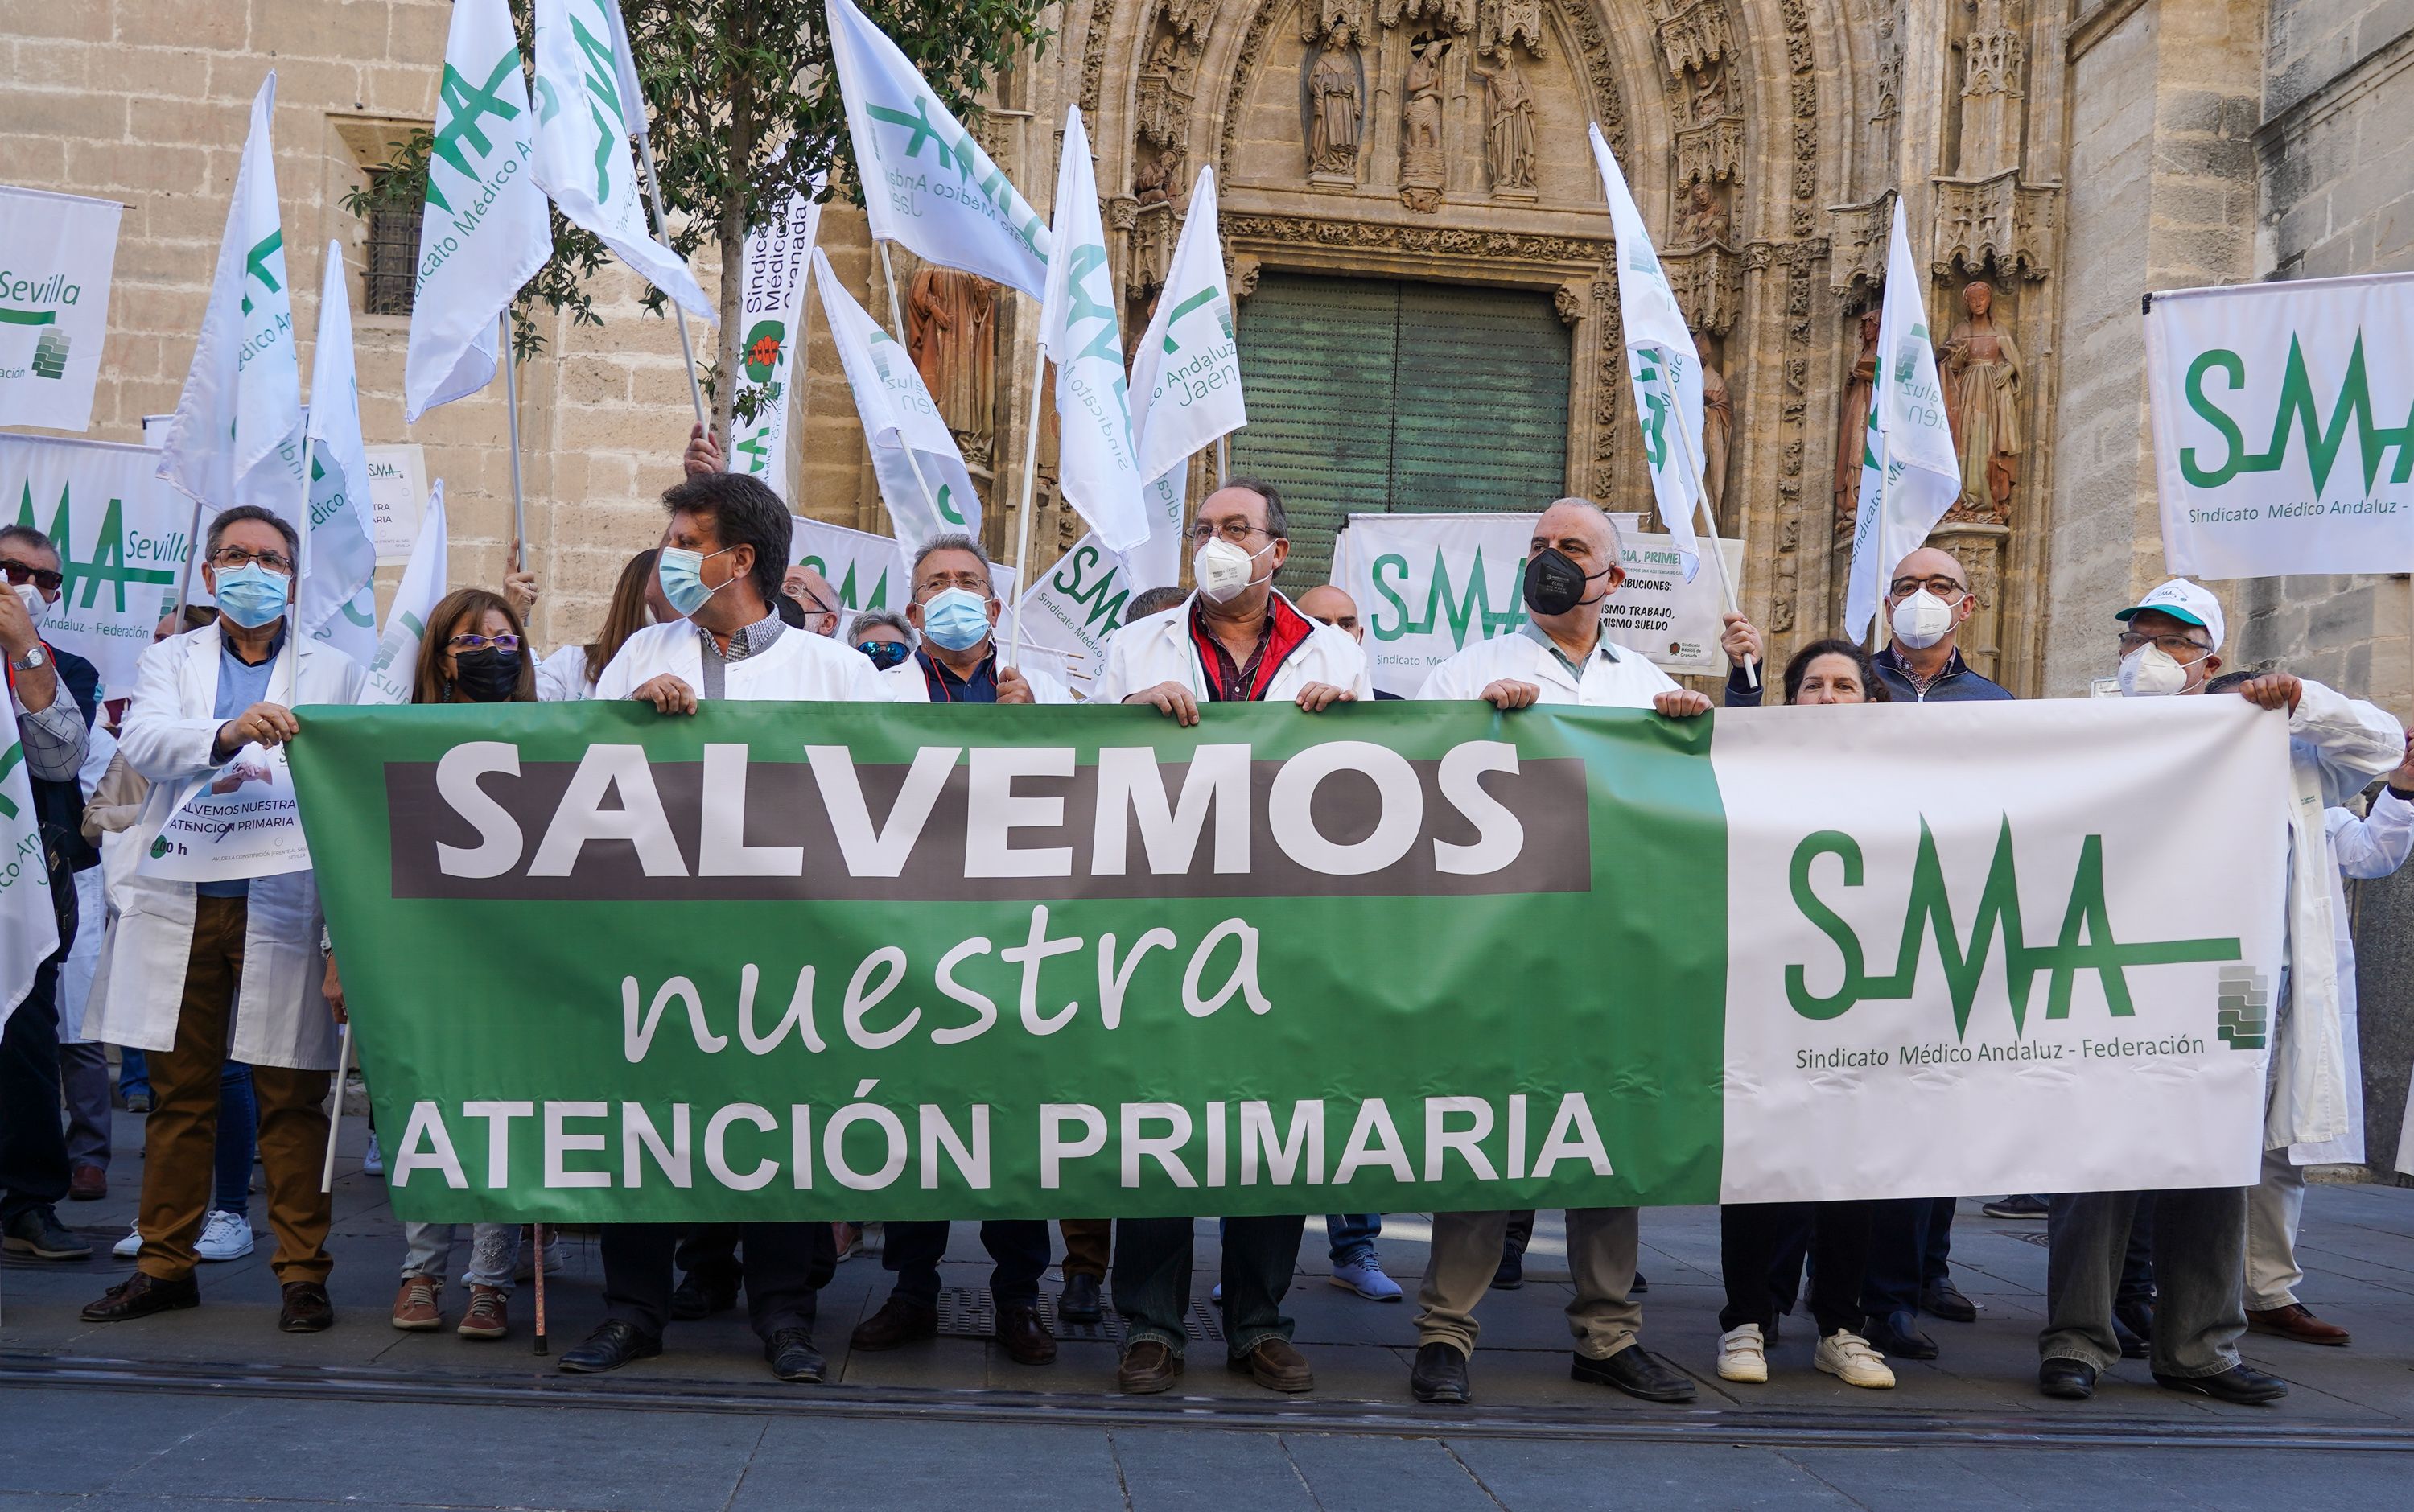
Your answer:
[2117,630,2211,659]
[0,558,62,594]
[1888,576,1968,600]
[1189,521,1275,546]
[208,546,295,576]
[446,633,524,654]
[916,573,991,597]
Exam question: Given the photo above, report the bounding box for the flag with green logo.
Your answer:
[1006,529,1135,696]
[4,432,192,693]
[0,729,58,1032]
[1589,122,1701,583]
[302,241,381,665]
[789,514,1016,637]
[1842,200,1959,639]
[362,482,447,706]
[1126,166,1246,590]
[289,694,2285,1222]
[1039,108,1150,556]
[728,170,825,502]
[0,186,122,431]
[2145,269,2414,579]
[809,249,983,555]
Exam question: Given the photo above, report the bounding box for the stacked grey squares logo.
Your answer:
[2217,966,2268,1050]
[31,328,69,380]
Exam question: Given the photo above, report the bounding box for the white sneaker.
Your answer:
[196,1209,255,1262]
[1330,1259,1403,1301]
[362,1130,385,1177]
[1717,1323,1768,1383]
[111,1224,141,1260]
[1815,1329,1897,1389]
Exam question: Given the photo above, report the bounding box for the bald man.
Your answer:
[782,563,840,638]
[1296,584,1402,702]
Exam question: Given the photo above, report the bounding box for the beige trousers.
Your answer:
[1415,1208,1642,1359]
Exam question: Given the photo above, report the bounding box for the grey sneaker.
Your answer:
[2,1207,92,1261]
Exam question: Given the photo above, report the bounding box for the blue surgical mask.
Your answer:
[211,562,290,629]
[657,545,735,619]
[919,587,992,652]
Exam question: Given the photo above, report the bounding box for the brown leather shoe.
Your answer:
[280,1281,335,1333]
[1116,1338,1184,1394]
[68,1164,107,1201]
[392,1277,442,1331]
[80,1271,200,1322]
[2247,1303,2350,1346]
[1227,1336,1315,1393]
[457,1285,509,1340]
[848,1296,938,1351]
[995,1300,1057,1366]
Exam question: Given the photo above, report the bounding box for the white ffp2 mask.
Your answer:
[2117,644,2193,698]
[1889,589,1955,650]
[1193,537,1264,604]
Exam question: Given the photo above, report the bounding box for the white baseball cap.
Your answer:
[2115,578,2224,653]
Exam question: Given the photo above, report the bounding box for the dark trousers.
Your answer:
[0,945,71,1224]
[1059,1218,1111,1279]
[883,1219,1049,1308]
[1862,1195,1954,1318]
[1503,1209,1534,1261]
[602,1221,832,1341]
[1114,1214,1304,1360]
[676,1224,744,1291]
[2118,1204,2157,1306]
[1722,1201,1874,1338]
[2043,1189,2243,1377]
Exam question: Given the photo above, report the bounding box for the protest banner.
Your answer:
[1006,530,1134,695]
[789,515,1015,634]
[1331,513,1742,695]
[4,432,191,694]
[2144,270,2414,579]
[729,177,823,501]
[289,695,2284,1222]
[365,444,429,563]
[0,185,122,431]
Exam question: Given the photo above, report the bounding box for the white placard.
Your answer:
[0,185,122,431]
[137,743,310,883]
[365,444,429,563]
[4,432,193,694]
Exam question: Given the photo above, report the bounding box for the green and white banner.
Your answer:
[788,515,1015,633]
[290,695,2285,1223]
[0,185,121,431]
[2146,270,2414,579]
[6,432,192,694]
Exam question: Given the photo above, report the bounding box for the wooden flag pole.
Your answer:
[318,1021,352,1194]
[532,1222,550,1355]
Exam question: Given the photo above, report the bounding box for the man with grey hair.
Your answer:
[885,532,1069,704]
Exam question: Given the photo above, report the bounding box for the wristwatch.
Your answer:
[8,643,45,672]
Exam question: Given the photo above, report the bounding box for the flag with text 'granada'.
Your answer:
[2144,270,2414,580]
[288,696,2287,1222]
[809,249,983,555]
[1842,200,1961,640]
[1039,108,1151,556]
[728,172,825,501]
[1590,122,1700,583]
[1125,167,1246,591]
[528,0,713,323]
[402,0,552,422]
[826,0,1051,300]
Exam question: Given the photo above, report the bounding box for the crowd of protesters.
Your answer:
[6,429,2408,1410]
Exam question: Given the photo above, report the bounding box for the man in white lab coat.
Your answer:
[1407,498,1712,1411]
[564,473,888,1387]
[79,506,366,1333]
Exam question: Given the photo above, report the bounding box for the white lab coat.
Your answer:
[535,643,592,702]
[592,618,897,703]
[1416,624,1680,708]
[1087,591,1371,706]
[2289,791,2413,1168]
[84,624,366,1070]
[55,725,116,1044]
[2267,678,2405,1154]
[884,649,1073,704]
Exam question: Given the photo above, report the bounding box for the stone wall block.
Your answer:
[0,0,119,43]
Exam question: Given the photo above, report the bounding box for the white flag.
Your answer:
[159,72,305,521]
[826,0,1050,300]
[529,0,714,323]
[302,242,381,665]
[1125,167,1246,590]
[362,482,448,706]
[1038,109,1151,556]
[728,173,825,501]
[402,0,552,422]
[1589,123,1701,583]
[0,725,60,1031]
[1843,200,1961,638]
[809,248,983,556]
[0,186,122,431]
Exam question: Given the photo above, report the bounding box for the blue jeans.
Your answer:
[1325,1213,1381,1267]
[215,1062,257,1217]
[117,1047,150,1102]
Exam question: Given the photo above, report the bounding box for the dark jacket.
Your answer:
[1723,643,2013,707]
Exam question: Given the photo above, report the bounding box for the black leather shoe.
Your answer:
[1058,1271,1104,1323]
[2157,1364,2288,1404]
[80,1271,200,1322]
[1571,1346,1696,1403]
[2115,1296,2155,1355]
[764,1327,825,1382]
[1864,1310,1939,1361]
[2113,1315,2150,1360]
[1410,1341,1471,1404]
[278,1282,334,1333]
[849,1296,939,1351]
[1921,1282,1979,1323]
[2039,1358,2097,1399]
[1490,1250,1525,1289]
[559,1319,663,1374]
[1630,1271,1648,1296]
[2,1206,92,1260]
[996,1300,1057,1366]
[670,1271,738,1321]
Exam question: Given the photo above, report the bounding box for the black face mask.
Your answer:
[1522,547,1608,616]
[451,646,522,703]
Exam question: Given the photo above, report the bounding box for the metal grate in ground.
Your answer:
[932,1287,1221,1344]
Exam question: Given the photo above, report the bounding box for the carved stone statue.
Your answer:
[1939,278,2024,523]
[1135,153,1172,205]
[1691,62,1731,123]
[1677,180,1728,245]
[1468,51,1534,192]
[1479,0,1545,58]
[1399,36,1449,212]
[1833,309,1880,534]
[1308,41,1363,176]
[1695,330,1732,526]
[905,267,998,444]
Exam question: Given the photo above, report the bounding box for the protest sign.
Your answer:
[5,433,192,694]
[1006,531,1133,695]
[364,445,429,563]
[0,186,122,431]
[729,177,822,501]
[2144,270,2414,579]
[138,742,309,884]
[290,696,2284,1222]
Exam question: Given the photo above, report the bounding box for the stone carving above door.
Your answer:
[1304,38,1366,181]
[1399,33,1452,211]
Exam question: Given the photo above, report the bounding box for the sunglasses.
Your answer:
[447,633,524,654]
[2,558,64,594]
[857,640,912,670]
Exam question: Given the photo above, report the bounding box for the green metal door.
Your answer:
[1230,273,1571,588]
